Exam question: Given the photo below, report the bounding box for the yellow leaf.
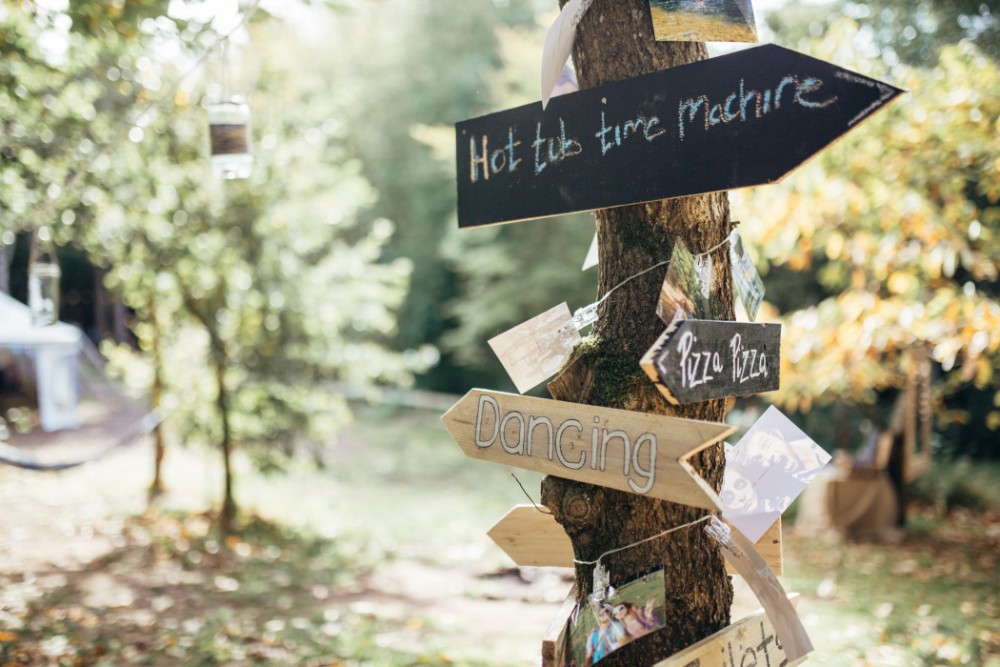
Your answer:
[975,358,994,387]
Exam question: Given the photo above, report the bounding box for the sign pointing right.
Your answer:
[456,44,905,228]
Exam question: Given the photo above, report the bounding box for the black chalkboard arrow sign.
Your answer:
[640,320,782,405]
[455,44,903,228]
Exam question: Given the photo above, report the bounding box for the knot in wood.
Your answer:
[564,492,594,522]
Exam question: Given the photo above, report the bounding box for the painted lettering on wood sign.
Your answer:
[641,320,781,404]
[440,389,734,509]
[653,600,804,667]
[487,504,783,576]
[455,44,902,228]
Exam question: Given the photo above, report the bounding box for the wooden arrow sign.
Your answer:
[441,389,734,509]
[455,44,903,228]
[541,585,577,667]
[641,320,781,405]
[653,598,804,667]
[487,505,782,576]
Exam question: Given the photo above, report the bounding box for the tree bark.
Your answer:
[179,286,238,533]
[216,358,237,533]
[542,1,734,664]
[0,244,11,294]
[147,296,166,502]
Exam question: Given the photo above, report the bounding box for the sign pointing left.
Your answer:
[440,389,734,510]
[486,505,783,576]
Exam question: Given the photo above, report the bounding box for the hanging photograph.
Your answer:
[721,406,832,541]
[648,0,757,43]
[729,230,766,322]
[565,570,666,666]
[656,240,725,326]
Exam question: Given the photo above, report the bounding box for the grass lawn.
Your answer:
[781,509,1000,667]
[1,404,997,666]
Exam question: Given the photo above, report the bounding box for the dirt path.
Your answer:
[0,439,572,665]
[0,423,767,665]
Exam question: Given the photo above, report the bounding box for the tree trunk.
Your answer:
[147,296,166,502]
[541,2,734,664]
[94,267,108,339]
[0,243,11,294]
[178,286,237,533]
[112,298,129,344]
[215,357,237,533]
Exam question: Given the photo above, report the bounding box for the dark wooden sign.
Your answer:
[641,320,781,405]
[455,44,903,228]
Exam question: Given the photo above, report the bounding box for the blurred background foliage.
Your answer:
[0,0,998,520]
[735,1,1000,458]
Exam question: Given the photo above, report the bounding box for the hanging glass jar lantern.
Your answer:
[28,227,61,327]
[207,39,252,180]
[207,96,253,180]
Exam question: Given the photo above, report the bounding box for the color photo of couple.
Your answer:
[565,570,667,666]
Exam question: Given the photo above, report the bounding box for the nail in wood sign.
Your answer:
[455,44,903,228]
[487,505,783,576]
[641,320,781,405]
[440,389,734,509]
[652,599,804,667]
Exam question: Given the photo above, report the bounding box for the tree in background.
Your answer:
[1,2,421,527]
[327,0,601,392]
[437,21,598,392]
[0,0,171,285]
[768,0,997,66]
[733,14,1000,457]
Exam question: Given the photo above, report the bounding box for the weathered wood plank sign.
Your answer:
[487,505,783,575]
[641,320,781,405]
[652,599,804,667]
[455,44,902,228]
[440,389,735,509]
[541,585,577,667]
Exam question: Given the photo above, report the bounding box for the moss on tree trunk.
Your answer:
[541,1,735,664]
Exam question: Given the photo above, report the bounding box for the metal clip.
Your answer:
[591,562,610,602]
[572,302,599,330]
[705,514,732,545]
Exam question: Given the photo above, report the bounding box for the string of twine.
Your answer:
[516,235,737,565]
[29,0,265,232]
[575,514,714,567]
[511,473,552,515]
[576,231,736,324]
[510,472,714,568]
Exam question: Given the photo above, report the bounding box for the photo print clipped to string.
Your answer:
[656,239,725,326]
[488,303,585,394]
[647,0,758,43]
[566,569,667,667]
[721,406,832,543]
[729,229,765,322]
[492,235,735,393]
